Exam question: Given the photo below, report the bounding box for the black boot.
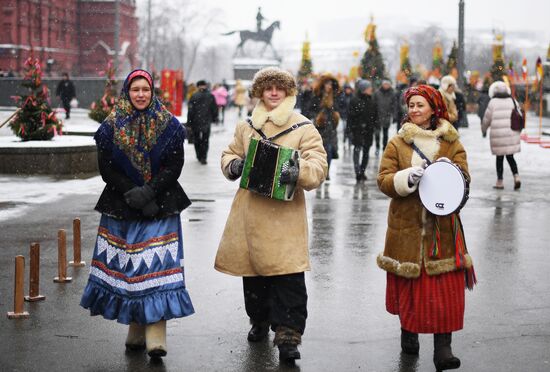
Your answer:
[247,322,269,342]
[401,328,419,355]
[274,326,302,364]
[278,343,301,364]
[433,333,461,371]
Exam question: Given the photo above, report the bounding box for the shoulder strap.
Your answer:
[267,121,312,141]
[246,117,267,139]
[411,143,432,166]
[245,118,312,142]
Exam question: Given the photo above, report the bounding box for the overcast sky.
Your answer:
[200,0,550,44]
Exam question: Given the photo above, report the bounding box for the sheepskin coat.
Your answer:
[215,96,328,277]
[481,82,521,156]
[377,120,474,278]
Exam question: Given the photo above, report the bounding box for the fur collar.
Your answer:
[250,96,297,130]
[398,119,458,144]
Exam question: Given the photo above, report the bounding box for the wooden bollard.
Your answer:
[69,218,86,267]
[7,255,30,319]
[54,229,72,283]
[24,243,46,302]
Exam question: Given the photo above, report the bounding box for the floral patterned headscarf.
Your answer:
[95,69,178,184]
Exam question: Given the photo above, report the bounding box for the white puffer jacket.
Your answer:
[481,81,521,156]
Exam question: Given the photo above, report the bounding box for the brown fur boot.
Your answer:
[273,326,301,364]
[433,333,460,371]
[145,320,167,358]
[125,323,146,350]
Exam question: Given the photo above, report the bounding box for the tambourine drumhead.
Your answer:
[418,161,467,216]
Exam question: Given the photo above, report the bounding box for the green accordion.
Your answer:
[240,137,300,201]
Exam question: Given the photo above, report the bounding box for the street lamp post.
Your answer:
[114,0,120,75]
[146,0,151,71]
[457,0,465,89]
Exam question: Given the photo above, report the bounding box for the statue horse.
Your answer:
[223,21,281,59]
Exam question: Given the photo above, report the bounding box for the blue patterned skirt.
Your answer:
[80,214,194,324]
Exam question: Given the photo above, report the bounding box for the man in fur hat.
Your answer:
[215,67,327,365]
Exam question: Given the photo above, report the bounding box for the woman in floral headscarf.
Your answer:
[80,69,194,359]
[377,85,476,371]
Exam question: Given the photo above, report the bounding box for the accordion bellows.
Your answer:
[240,138,299,201]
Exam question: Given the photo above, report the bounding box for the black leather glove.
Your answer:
[229,159,244,179]
[124,184,155,209]
[280,159,299,185]
[142,199,160,217]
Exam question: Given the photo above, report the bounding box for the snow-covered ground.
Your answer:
[0,175,104,221]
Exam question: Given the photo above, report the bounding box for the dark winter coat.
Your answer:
[394,85,407,125]
[455,91,469,128]
[348,92,377,147]
[477,92,490,121]
[94,133,192,220]
[374,87,395,128]
[56,80,76,102]
[187,89,217,131]
[337,91,353,121]
[297,88,314,119]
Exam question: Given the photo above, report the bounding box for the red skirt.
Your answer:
[386,267,465,334]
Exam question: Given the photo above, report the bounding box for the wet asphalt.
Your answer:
[0,109,549,372]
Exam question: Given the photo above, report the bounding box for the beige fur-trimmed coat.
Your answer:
[215,96,328,277]
[377,120,473,278]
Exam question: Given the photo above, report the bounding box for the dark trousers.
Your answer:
[243,272,308,334]
[194,128,210,161]
[62,98,71,118]
[496,154,518,179]
[375,127,389,150]
[353,144,371,174]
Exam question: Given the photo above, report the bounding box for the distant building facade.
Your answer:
[0,0,138,76]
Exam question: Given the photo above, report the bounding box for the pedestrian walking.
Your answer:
[439,75,459,127]
[455,89,469,128]
[374,79,395,154]
[212,83,229,124]
[309,72,341,181]
[338,83,354,149]
[377,84,476,371]
[481,81,522,190]
[56,72,76,119]
[233,79,248,117]
[80,69,194,360]
[477,76,492,122]
[187,80,218,164]
[348,79,377,182]
[297,78,314,119]
[215,67,327,365]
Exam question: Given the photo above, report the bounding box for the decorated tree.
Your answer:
[395,39,412,85]
[89,61,118,123]
[9,58,62,141]
[432,38,444,74]
[359,16,386,86]
[490,33,505,82]
[445,41,458,76]
[297,37,313,79]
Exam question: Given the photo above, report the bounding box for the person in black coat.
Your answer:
[338,83,354,149]
[56,72,76,119]
[455,90,469,128]
[348,79,377,182]
[187,80,218,164]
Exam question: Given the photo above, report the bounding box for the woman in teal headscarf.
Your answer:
[80,69,194,359]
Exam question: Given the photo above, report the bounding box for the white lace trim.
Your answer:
[96,236,179,270]
[90,266,183,292]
